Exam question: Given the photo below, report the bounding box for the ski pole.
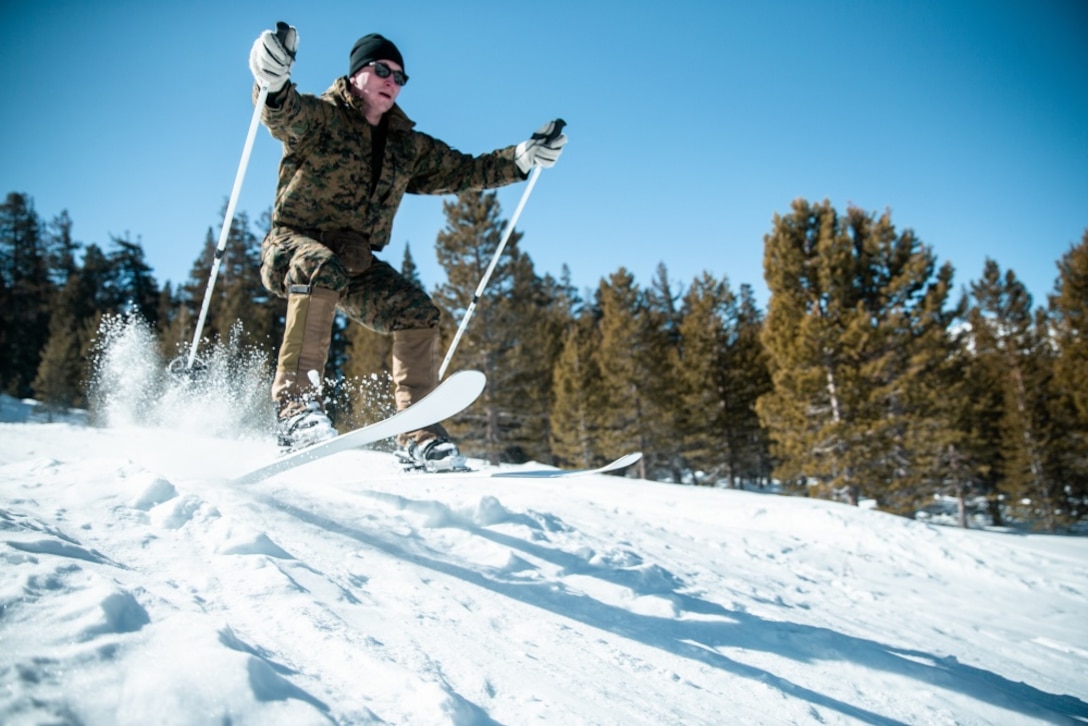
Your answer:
[181,22,293,373]
[438,119,565,380]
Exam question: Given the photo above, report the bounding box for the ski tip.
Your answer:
[445,369,484,383]
[441,369,486,399]
[492,451,643,479]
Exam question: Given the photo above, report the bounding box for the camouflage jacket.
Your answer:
[257,77,527,252]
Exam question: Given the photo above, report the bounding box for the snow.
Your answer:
[2,398,1086,724]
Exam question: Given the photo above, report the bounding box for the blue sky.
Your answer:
[3,0,1085,310]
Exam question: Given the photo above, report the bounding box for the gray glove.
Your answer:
[515,119,568,174]
[248,23,298,93]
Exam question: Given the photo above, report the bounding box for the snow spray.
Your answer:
[87,313,399,440]
[88,314,275,439]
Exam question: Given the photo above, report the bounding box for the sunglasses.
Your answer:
[367,61,409,87]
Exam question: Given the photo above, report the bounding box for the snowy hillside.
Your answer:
[2,399,1087,724]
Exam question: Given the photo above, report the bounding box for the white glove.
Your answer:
[515,119,568,174]
[248,23,298,93]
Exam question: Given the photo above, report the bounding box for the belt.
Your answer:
[306,228,370,251]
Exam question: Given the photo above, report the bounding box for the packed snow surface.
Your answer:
[2,399,1086,724]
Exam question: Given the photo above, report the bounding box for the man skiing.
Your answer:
[248,24,567,468]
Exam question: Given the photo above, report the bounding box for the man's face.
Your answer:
[349,59,404,118]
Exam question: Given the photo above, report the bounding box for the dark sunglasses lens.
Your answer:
[371,62,407,86]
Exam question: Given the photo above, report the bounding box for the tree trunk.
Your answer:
[956,483,968,529]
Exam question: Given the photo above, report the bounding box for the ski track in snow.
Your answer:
[1,421,1087,725]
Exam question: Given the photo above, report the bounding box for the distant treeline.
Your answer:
[2,191,1085,531]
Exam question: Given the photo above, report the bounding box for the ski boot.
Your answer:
[396,436,468,473]
[277,400,338,452]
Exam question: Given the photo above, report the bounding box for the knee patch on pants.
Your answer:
[261,230,350,298]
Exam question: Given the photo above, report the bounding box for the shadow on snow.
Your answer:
[255,490,1088,725]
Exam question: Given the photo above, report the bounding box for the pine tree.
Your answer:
[758,199,956,508]
[31,211,90,412]
[77,243,118,314]
[216,211,279,350]
[166,208,281,368]
[547,267,591,466]
[966,260,1068,529]
[1046,231,1088,527]
[674,272,733,483]
[960,296,1012,526]
[157,282,180,349]
[724,284,774,487]
[161,251,205,360]
[1050,231,1088,427]
[892,264,969,517]
[523,270,578,461]
[0,192,54,397]
[108,233,160,327]
[593,269,652,476]
[643,264,686,481]
[1026,307,1085,530]
[32,280,84,414]
[433,190,526,463]
[670,275,772,487]
[400,242,422,289]
[931,327,983,528]
[45,210,80,285]
[550,310,604,467]
[496,256,575,463]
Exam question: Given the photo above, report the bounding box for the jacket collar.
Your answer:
[325,77,416,132]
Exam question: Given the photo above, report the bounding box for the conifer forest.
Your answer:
[2,190,1085,531]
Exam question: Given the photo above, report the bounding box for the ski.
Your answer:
[232,370,486,485]
[491,452,642,479]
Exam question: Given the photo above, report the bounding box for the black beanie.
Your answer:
[349,33,404,77]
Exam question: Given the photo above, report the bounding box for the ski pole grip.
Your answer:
[275,21,296,60]
[534,119,566,143]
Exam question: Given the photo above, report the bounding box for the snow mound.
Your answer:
[1,422,1087,724]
